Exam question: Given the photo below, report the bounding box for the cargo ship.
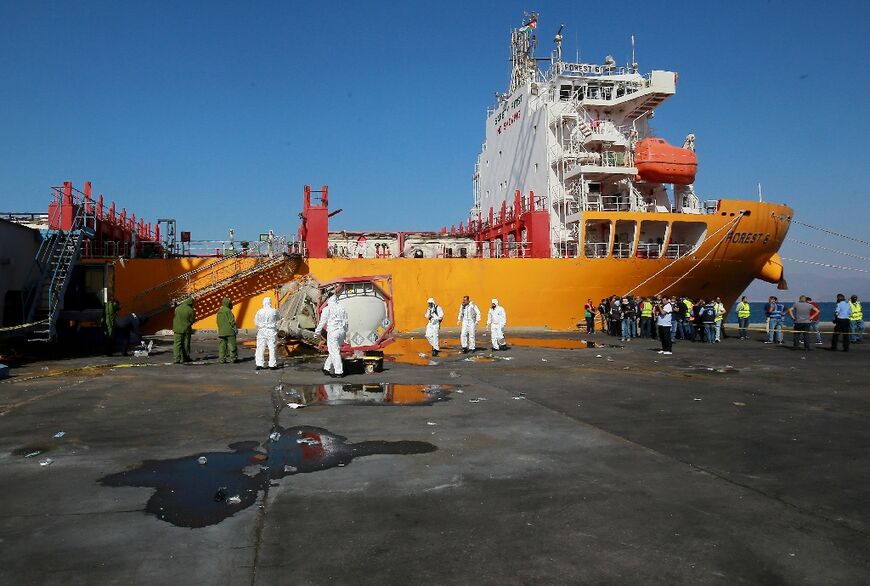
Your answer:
[3,12,792,346]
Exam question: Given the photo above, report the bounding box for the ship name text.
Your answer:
[725,231,771,245]
[494,94,523,134]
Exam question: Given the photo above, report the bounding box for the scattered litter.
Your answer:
[24,450,42,458]
[541,358,548,362]
[133,349,149,358]
[455,389,464,394]
[296,437,321,446]
[623,366,630,370]
[41,366,49,371]
[426,421,438,426]
[269,432,282,442]
[284,465,297,473]
[427,360,439,366]
[53,431,65,438]
[606,357,614,362]
[214,487,227,502]
[492,356,514,361]
[463,357,475,362]
[285,403,305,409]
[227,495,242,505]
[197,456,208,465]
[596,354,603,358]
[39,458,53,467]
[733,401,746,407]
[418,352,427,358]
[693,398,702,401]
[512,394,526,400]
[449,371,460,378]
[468,397,488,403]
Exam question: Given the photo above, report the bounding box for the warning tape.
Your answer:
[0,319,50,332]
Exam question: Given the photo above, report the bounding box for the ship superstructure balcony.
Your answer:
[552,69,676,120]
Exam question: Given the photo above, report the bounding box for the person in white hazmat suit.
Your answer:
[456,295,481,353]
[254,297,279,370]
[424,298,444,356]
[486,298,508,350]
[314,294,349,377]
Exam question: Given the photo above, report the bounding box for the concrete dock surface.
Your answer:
[0,331,868,584]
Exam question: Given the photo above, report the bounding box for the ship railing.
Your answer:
[635,243,663,259]
[664,243,695,259]
[601,195,632,212]
[613,243,634,258]
[584,242,609,258]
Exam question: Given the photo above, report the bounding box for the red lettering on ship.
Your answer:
[497,110,521,135]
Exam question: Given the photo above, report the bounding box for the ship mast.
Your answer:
[508,12,539,96]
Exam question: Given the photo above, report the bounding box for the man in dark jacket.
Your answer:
[216,297,238,363]
[172,297,196,363]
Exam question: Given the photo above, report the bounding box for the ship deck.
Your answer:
[1,330,867,583]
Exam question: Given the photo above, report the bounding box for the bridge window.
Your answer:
[584,220,611,258]
[638,221,668,258]
[666,221,707,259]
[613,220,637,258]
[559,85,571,101]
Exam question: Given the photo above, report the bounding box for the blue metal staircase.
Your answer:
[23,204,95,342]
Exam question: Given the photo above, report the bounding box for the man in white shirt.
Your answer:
[655,296,674,355]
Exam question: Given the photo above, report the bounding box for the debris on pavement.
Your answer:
[269,432,281,442]
[227,495,242,505]
[53,431,65,438]
[197,456,208,465]
[39,458,53,466]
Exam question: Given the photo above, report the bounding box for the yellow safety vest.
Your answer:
[640,302,653,317]
[737,302,751,318]
[850,301,863,321]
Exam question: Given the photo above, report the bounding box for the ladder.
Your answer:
[24,204,95,342]
[132,236,302,320]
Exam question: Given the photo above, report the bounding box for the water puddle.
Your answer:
[273,383,452,406]
[384,338,461,364]
[99,425,436,528]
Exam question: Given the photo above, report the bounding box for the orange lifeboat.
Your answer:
[635,138,697,185]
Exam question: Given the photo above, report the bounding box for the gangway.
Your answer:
[131,236,303,320]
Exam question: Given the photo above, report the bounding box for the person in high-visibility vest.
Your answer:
[736,296,751,340]
[713,297,726,342]
[849,295,864,343]
[639,297,654,338]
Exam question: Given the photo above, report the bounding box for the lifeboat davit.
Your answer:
[635,138,697,185]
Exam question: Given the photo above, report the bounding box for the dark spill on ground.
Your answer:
[273,383,452,406]
[99,425,436,528]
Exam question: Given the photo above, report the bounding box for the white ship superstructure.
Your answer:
[473,13,702,258]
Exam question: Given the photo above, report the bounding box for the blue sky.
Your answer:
[1,0,867,297]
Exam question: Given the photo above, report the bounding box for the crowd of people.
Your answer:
[584,293,863,353]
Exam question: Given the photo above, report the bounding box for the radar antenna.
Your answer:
[508,12,539,95]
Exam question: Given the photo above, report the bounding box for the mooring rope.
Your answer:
[781,257,869,273]
[788,239,870,263]
[791,220,870,247]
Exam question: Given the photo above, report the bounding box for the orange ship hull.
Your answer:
[109,199,792,333]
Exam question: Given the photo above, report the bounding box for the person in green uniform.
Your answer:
[104,299,120,355]
[216,297,238,363]
[172,297,196,363]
